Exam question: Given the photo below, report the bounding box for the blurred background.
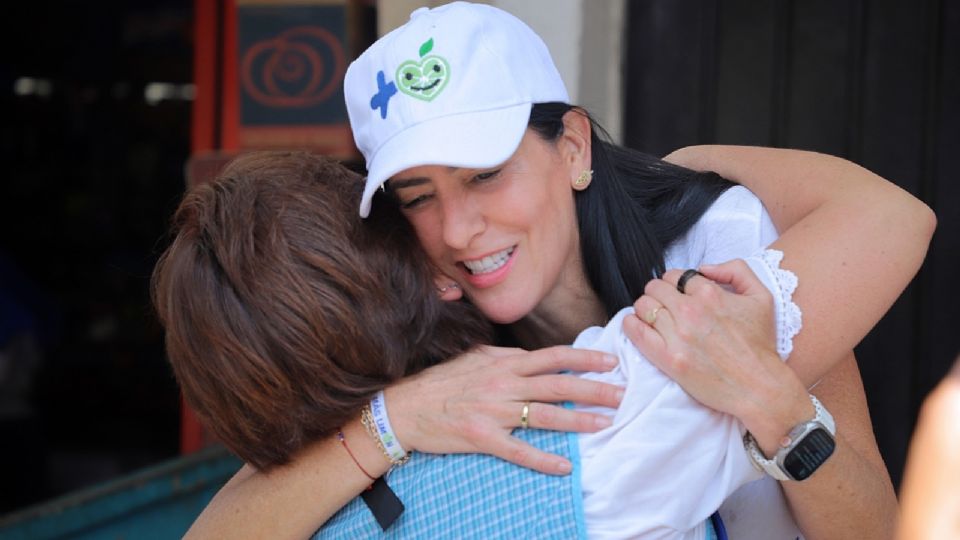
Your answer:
[0,0,957,536]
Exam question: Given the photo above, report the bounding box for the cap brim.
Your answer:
[359,102,532,217]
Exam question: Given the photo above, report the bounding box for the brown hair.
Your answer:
[152,151,491,470]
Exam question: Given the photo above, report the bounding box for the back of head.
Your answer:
[152,151,490,469]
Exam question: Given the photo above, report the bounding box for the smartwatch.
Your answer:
[744,394,836,481]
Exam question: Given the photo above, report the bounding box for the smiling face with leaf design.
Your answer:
[396,38,450,101]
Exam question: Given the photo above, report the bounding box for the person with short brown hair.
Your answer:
[152,151,490,470]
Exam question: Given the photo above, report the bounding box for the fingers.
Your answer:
[622,312,669,362]
[523,374,624,409]
[643,277,688,315]
[490,402,617,475]
[509,345,618,376]
[645,269,727,322]
[633,293,665,325]
[525,401,612,432]
[699,259,766,296]
[489,434,573,475]
[662,268,709,293]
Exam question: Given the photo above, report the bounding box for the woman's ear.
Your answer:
[560,108,592,173]
[433,273,463,301]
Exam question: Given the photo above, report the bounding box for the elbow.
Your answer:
[923,203,937,238]
[893,188,937,245]
[913,199,937,244]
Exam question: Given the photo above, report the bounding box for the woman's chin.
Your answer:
[472,300,529,326]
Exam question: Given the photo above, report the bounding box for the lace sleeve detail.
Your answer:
[757,249,802,360]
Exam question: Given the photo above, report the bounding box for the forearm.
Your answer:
[783,433,896,539]
[184,347,624,538]
[185,416,387,539]
[781,354,897,540]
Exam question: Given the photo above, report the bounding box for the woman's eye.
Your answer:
[400,193,431,210]
[473,169,501,183]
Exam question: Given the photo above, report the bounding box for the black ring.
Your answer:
[677,269,704,294]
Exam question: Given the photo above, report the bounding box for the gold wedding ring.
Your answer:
[645,306,663,325]
[520,401,531,429]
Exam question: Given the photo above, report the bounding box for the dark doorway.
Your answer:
[1,1,192,512]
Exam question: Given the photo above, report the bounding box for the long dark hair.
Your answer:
[528,103,734,317]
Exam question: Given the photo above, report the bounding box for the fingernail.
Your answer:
[595,415,613,429]
[556,460,572,474]
[603,354,618,367]
[615,388,625,402]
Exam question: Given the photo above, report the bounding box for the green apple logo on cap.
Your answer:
[396,38,450,101]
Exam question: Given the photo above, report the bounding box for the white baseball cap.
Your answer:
[344,1,569,217]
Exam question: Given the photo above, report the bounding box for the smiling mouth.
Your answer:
[411,79,441,91]
[462,247,515,275]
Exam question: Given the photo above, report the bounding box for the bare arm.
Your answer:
[627,263,899,540]
[665,146,936,385]
[627,145,932,538]
[785,353,897,539]
[665,145,936,386]
[184,346,623,539]
[185,417,382,539]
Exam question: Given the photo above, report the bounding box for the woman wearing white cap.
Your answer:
[186,2,931,538]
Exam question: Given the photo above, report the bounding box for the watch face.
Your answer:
[783,427,836,481]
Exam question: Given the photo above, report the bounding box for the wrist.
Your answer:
[362,392,411,466]
[744,394,837,481]
[736,359,815,456]
[339,415,391,479]
[381,383,416,452]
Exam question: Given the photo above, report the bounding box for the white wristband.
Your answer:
[370,391,408,462]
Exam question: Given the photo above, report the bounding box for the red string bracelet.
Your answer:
[337,429,376,489]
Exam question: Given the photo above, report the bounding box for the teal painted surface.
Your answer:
[0,446,241,540]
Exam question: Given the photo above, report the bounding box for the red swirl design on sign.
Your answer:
[241,26,346,108]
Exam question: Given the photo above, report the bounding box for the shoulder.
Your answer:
[665,185,777,269]
[697,185,766,231]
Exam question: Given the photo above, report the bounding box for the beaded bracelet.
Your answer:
[361,392,411,467]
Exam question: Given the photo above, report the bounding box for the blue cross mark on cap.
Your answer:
[370,70,397,120]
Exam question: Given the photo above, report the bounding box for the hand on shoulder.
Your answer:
[385,345,624,474]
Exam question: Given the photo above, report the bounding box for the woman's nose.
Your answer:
[440,194,485,250]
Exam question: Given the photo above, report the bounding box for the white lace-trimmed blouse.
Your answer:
[571,186,805,540]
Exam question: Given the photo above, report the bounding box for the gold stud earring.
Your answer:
[573,169,593,190]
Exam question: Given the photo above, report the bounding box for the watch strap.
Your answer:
[809,394,835,435]
[744,393,835,481]
[744,431,790,480]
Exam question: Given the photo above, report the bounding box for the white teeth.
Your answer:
[463,247,514,275]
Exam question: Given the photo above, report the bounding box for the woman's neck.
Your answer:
[509,277,607,349]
